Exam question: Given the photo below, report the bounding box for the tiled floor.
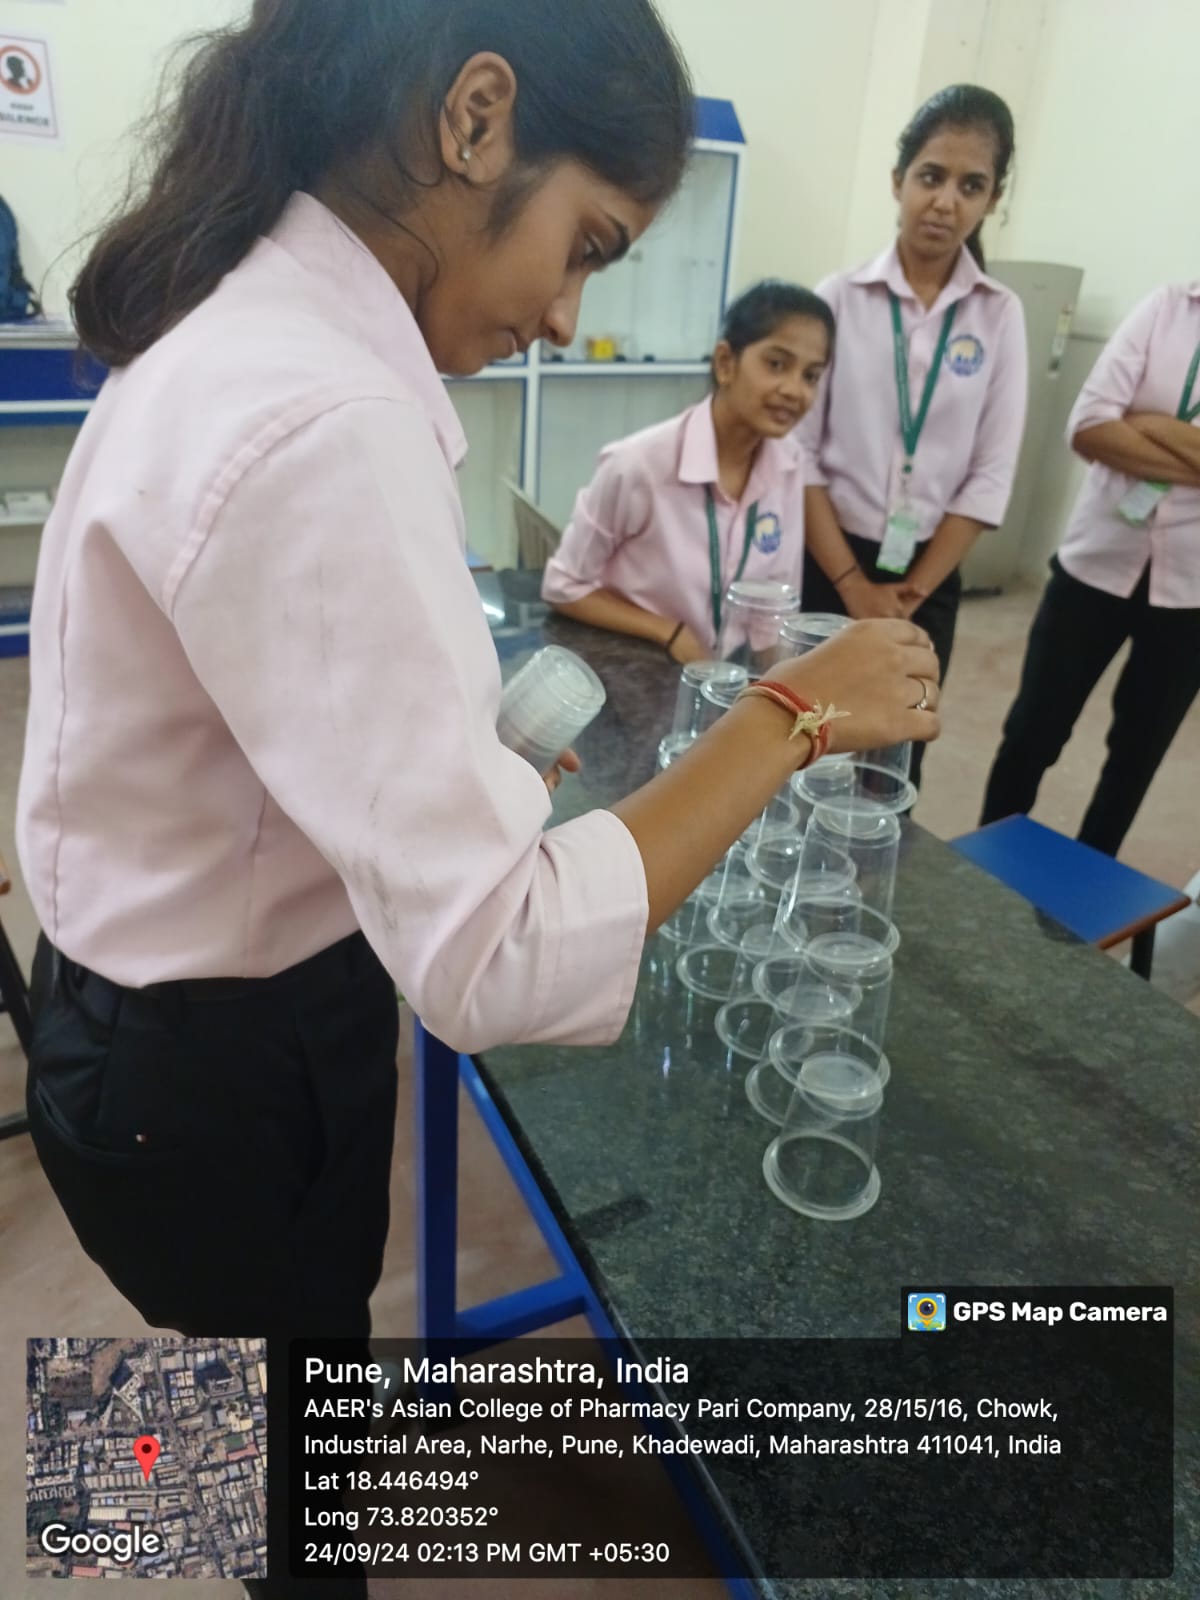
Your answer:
[2,582,1198,1598]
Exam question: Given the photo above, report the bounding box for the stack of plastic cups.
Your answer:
[656,664,751,947]
[497,646,607,774]
[754,784,903,1221]
[716,580,800,676]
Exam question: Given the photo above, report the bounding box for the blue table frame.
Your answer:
[413,1019,763,1598]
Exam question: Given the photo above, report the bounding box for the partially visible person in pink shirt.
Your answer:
[981,282,1200,856]
[14,2,940,1537]
[541,281,832,663]
[797,84,1029,789]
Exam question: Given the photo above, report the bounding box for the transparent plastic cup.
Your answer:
[714,928,793,1061]
[717,580,800,673]
[775,890,900,959]
[657,893,711,947]
[804,802,902,919]
[753,952,862,1028]
[497,646,606,774]
[741,784,801,854]
[790,758,856,833]
[657,732,695,770]
[676,942,741,1002]
[762,1050,884,1221]
[746,1022,891,1127]
[745,823,808,893]
[703,843,781,949]
[775,835,858,916]
[671,661,749,742]
[697,669,749,734]
[852,741,916,815]
[779,612,852,657]
[804,919,895,1051]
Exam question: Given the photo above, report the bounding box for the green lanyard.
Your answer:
[889,291,958,468]
[705,487,758,638]
[1177,341,1200,423]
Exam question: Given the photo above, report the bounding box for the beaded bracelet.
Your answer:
[736,680,848,769]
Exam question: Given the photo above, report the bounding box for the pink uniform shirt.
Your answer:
[798,242,1028,543]
[16,193,648,1053]
[1059,283,1200,608]
[541,397,808,651]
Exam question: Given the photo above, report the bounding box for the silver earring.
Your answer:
[460,146,472,166]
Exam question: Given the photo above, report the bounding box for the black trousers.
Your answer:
[981,557,1200,856]
[803,532,962,790]
[26,930,400,1596]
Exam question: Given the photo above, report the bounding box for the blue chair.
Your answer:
[950,815,1192,979]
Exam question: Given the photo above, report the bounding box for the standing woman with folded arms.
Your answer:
[16,12,938,1592]
[980,282,1200,855]
[797,84,1028,788]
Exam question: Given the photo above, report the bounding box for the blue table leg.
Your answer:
[412,1021,763,1598]
[413,1022,460,1345]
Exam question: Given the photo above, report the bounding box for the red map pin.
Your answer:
[134,1435,161,1481]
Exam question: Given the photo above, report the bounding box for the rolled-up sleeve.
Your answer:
[170,396,648,1053]
[947,296,1029,525]
[1066,289,1162,441]
[542,443,651,605]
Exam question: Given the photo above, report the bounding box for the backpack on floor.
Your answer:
[0,195,41,322]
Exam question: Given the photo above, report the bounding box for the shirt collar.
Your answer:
[267,192,468,468]
[678,396,802,494]
[850,239,1003,313]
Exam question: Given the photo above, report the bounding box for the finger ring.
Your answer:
[910,676,931,712]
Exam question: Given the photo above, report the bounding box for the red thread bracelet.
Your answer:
[738,680,843,768]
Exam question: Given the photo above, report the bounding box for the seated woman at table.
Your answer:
[980,280,1200,856]
[541,280,834,663]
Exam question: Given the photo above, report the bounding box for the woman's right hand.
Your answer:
[838,570,907,620]
[769,618,941,756]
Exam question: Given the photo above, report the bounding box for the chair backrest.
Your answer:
[505,480,562,570]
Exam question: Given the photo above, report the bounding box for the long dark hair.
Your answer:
[72,0,693,368]
[895,84,1015,270]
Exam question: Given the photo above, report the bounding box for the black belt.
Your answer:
[40,930,373,1011]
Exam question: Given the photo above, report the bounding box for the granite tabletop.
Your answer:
[479,609,1199,1600]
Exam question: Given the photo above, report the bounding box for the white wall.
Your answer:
[1,0,249,315]
[996,0,1200,339]
[655,0,881,291]
[4,0,1199,582]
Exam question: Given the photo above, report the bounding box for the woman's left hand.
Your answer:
[543,748,582,794]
